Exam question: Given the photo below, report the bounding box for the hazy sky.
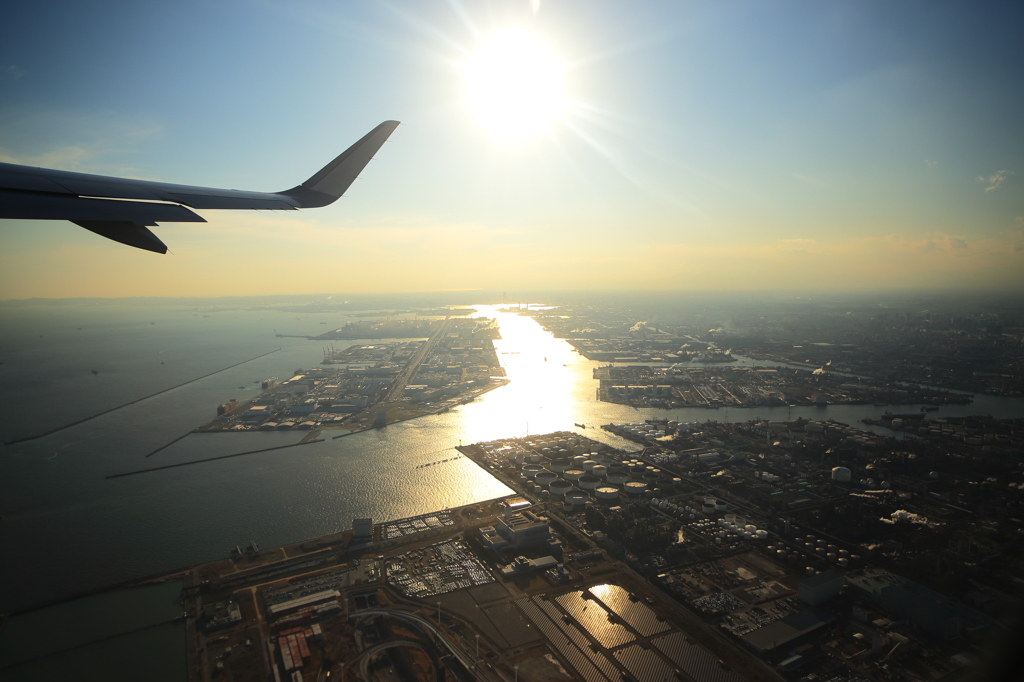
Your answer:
[1,0,1021,298]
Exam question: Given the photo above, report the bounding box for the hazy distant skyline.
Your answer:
[1,0,1021,298]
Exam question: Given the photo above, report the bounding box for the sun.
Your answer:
[462,29,568,144]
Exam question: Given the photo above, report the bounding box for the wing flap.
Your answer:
[0,189,206,224]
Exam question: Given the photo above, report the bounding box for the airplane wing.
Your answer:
[0,120,400,254]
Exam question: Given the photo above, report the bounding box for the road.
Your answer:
[380,315,454,404]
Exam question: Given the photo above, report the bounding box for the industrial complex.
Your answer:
[174,412,1016,681]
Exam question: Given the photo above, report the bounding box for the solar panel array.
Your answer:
[590,585,673,638]
[652,631,752,682]
[534,597,623,681]
[556,591,637,649]
[516,598,614,682]
[613,643,678,682]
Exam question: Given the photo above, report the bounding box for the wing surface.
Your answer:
[0,120,399,252]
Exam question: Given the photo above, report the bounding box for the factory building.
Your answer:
[848,570,991,639]
[500,555,559,577]
[266,590,341,619]
[496,511,550,547]
[798,570,844,605]
[742,608,836,654]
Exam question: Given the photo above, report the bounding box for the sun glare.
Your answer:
[463,29,567,144]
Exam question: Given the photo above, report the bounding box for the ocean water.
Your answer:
[1,299,1021,676]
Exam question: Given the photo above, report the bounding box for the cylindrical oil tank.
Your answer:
[527,454,541,464]
[563,468,585,481]
[837,558,849,568]
[715,502,727,512]
[579,474,601,490]
[704,496,716,506]
[755,530,768,540]
[572,455,587,466]
[591,465,608,479]
[564,490,588,507]
[624,480,647,496]
[548,479,572,498]
[582,460,597,472]
[595,486,620,501]
[606,471,629,485]
[573,445,587,456]
[702,503,716,515]
[550,460,569,474]
[535,470,557,488]
[522,464,543,478]
[643,470,660,482]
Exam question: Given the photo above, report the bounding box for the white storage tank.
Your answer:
[606,471,629,485]
[563,468,585,481]
[624,480,647,496]
[522,464,543,478]
[579,475,602,490]
[564,490,588,508]
[549,479,573,498]
[535,470,557,487]
[595,486,620,501]
[591,465,608,479]
[831,467,852,482]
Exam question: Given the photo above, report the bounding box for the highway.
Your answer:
[380,315,454,404]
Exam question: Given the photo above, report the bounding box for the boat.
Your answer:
[575,423,586,429]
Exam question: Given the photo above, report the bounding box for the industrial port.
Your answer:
[174,407,1017,681]
[196,316,507,436]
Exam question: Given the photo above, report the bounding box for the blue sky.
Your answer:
[1,0,1021,297]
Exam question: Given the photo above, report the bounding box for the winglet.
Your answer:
[278,120,399,208]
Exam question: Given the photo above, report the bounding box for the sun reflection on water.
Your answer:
[456,305,586,444]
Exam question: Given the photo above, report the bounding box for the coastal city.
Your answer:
[200,314,506,436]
[181,411,1020,682]
[2,295,1022,682]
[150,298,1023,681]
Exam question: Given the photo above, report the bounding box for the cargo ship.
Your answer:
[217,399,239,416]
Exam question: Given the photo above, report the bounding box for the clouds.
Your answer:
[978,169,1013,192]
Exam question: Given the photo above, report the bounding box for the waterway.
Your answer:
[1,300,1021,677]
